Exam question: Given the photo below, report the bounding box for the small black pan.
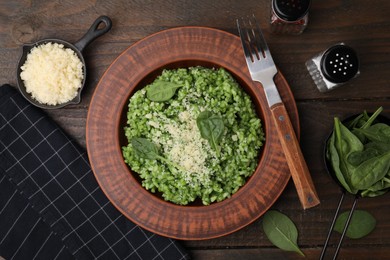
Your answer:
[16,16,112,109]
[320,113,390,260]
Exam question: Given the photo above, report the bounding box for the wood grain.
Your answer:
[86,27,299,240]
[1,0,390,258]
[271,103,320,209]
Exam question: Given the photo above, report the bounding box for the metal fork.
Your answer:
[237,15,320,209]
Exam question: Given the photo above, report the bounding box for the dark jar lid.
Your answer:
[320,44,359,83]
[272,0,311,22]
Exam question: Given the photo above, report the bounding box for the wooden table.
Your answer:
[1,1,389,259]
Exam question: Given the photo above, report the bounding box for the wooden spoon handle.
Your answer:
[271,103,320,209]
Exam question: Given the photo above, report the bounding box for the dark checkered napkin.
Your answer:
[0,85,190,260]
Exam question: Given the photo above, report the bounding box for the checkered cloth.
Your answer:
[0,85,190,260]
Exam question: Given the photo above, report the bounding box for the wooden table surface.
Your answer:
[1,1,389,259]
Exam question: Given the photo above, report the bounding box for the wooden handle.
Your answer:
[271,103,320,209]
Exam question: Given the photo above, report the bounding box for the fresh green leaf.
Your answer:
[196,111,225,156]
[262,210,305,256]
[347,141,390,166]
[350,151,390,190]
[365,142,390,154]
[326,108,390,197]
[334,117,364,156]
[327,131,354,193]
[131,137,160,160]
[131,137,185,171]
[334,210,376,239]
[350,107,383,142]
[146,80,183,101]
[346,114,364,129]
[360,176,390,197]
[360,107,383,130]
[361,189,388,197]
[354,123,390,143]
[333,117,363,194]
[348,147,382,166]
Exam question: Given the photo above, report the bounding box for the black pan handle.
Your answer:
[74,16,112,52]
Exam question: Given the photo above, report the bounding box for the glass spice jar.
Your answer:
[270,0,311,35]
[305,43,360,92]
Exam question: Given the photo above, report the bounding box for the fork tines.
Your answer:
[236,15,273,64]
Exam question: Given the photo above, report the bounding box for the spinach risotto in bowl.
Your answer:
[122,67,265,205]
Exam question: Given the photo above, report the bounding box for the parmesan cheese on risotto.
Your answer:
[20,42,84,105]
[122,67,265,205]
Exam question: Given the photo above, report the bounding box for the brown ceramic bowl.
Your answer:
[86,27,300,240]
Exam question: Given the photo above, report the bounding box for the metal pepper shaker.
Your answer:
[306,43,360,92]
[270,0,311,35]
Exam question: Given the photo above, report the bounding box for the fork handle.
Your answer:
[271,103,320,209]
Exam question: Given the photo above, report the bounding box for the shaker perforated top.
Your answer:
[320,44,359,83]
[273,0,311,21]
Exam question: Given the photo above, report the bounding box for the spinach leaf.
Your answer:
[360,106,383,130]
[131,137,160,160]
[348,142,390,166]
[131,137,185,171]
[333,117,363,194]
[354,123,390,143]
[327,131,354,194]
[346,114,364,129]
[334,210,376,239]
[351,107,383,142]
[361,176,390,197]
[146,80,183,102]
[326,108,390,197]
[196,111,225,156]
[348,146,384,166]
[262,210,304,256]
[361,189,388,197]
[334,118,364,156]
[350,151,390,190]
[365,141,390,154]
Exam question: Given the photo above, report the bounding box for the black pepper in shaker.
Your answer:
[306,43,360,92]
[270,0,311,35]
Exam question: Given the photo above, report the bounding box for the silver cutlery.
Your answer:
[237,15,320,209]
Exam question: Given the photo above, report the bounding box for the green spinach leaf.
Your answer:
[196,111,225,156]
[146,80,183,102]
[262,210,304,256]
[327,131,354,194]
[333,117,363,194]
[350,151,390,190]
[365,142,390,154]
[131,137,160,160]
[334,210,376,239]
[359,106,383,130]
[354,123,390,143]
[361,176,390,197]
[326,107,390,197]
[352,107,383,142]
[346,114,364,129]
[131,137,185,171]
[348,148,381,167]
[347,141,390,166]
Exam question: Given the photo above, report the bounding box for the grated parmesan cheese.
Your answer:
[164,111,211,185]
[20,42,84,105]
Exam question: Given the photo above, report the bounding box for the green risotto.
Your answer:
[122,67,265,205]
